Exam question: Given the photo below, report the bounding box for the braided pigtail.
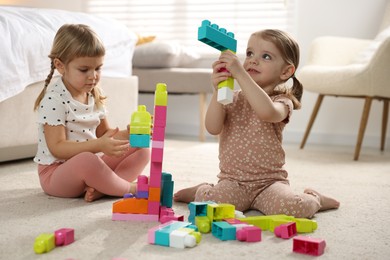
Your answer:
[34,60,55,111]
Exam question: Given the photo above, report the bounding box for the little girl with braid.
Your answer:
[34,24,149,202]
[174,29,340,218]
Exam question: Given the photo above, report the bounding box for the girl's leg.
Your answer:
[194,179,252,212]
[251,182,339,218]
[101,147,150,181]
[38,152,133,200]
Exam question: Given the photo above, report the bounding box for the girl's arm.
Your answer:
[45,121,129,160]
[219,51,289,123]
[205,61,228,135]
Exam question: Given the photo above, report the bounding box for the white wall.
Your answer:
[2,0,389,148]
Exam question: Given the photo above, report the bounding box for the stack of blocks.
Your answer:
[112,83,183,222]
[198,19,237,105]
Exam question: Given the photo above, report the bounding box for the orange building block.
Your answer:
[112,198,148,214]
[149,187,161,202]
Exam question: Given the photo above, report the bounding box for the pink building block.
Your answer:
[224,218,245,225]
[54,228,74,246]
[236,226,261,242]
[112,213,159,222]
[152,140,164,149]
[149,162,162,187]
[148,201,160,214]
[152,126,165,141]
[137,175,149,192]
[274,222,297,239]
[293,235,326,256]
[151,148,164,163]
[153,106,167,127]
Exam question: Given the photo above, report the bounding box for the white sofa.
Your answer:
[0,76,138,162]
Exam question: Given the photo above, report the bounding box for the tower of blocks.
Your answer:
[112,83,183,222]
[198,19,237,105]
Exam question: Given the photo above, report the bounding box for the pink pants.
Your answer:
[195,180,321,218]
[38,148,150,198]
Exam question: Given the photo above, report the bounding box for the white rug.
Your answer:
[0,138,389,260]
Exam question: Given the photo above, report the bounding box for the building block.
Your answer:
[154,83,168,106]
[130,105,152,135]
[34,233,55,254]
[153,106,167,127]
[188,201,213,224]
[54,228,74,246]
[112,213,159,222]
[152,126,165,141]
[130,134,150,148]
[148,201,160,215]
[148,187,161,202]
[274,222,297,239]
[198,20,237,52]
[154,221,192,247]
[217,87,234,105]
[112,198,148,214]
[136,190,149,199]
[151,147,164,163]
[152,140,164,149]
[137,175,149,192]
[293,236,326,256]
[198,19,237,105]
[212,221,236,241]
[236,226,262,242]
[169,228,200,249]
[207,203,235,222]
[160,172,174,208]
[195,216,211,233]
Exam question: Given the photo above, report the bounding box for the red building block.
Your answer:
[293,235,326,256]
[236,226,261,242]
[274,222,297,239]
[54,228,74,246]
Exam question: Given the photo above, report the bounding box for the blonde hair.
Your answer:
[252,29,303,110]
[34,24,106,110]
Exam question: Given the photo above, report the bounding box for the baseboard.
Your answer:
[166,123,389,149]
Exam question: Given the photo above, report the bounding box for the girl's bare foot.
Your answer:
[84,187,105,202]
[173,183,209,203]
[304,188,340,211]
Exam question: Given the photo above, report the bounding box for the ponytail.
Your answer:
[34,61,55,111]
[289,76,303,110]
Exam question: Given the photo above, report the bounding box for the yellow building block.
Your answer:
[154,83,168,106]
[34,233,55,254]
[130,105,152,135]
[207,203,235,222]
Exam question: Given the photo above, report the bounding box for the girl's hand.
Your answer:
[218,50,245,78]
[211,60,232,90]
[99,127,129,157]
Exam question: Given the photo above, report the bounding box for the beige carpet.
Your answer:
[1,138,389,260]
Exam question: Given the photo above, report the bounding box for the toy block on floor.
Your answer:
[154,221,193,247]
[236,226,262,242]
[34,233,55,254]
[54,228,74,246]
[293,236,326,256]
[212,221,236,241]
[274,222,297,239]
[207,203,235,222]
[112,198,148,214]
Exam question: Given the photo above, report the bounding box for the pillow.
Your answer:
[136,34,156,45]
[133,41,200,68]
[353,26,390,64]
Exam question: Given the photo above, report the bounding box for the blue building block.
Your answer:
[212,221,236,241]
[161,172,174,208]
[155,221,192,247]
[130,134,150,148]
[198,20,237,52]
[188,202,211,224]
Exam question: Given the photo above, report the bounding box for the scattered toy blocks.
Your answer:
[54,228,75,246]
[212,221,236,241]
[236,226,262,242]
[293,236,326,256]
[34,228,74,254]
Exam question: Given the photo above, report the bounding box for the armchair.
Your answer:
[298,5,390,160]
